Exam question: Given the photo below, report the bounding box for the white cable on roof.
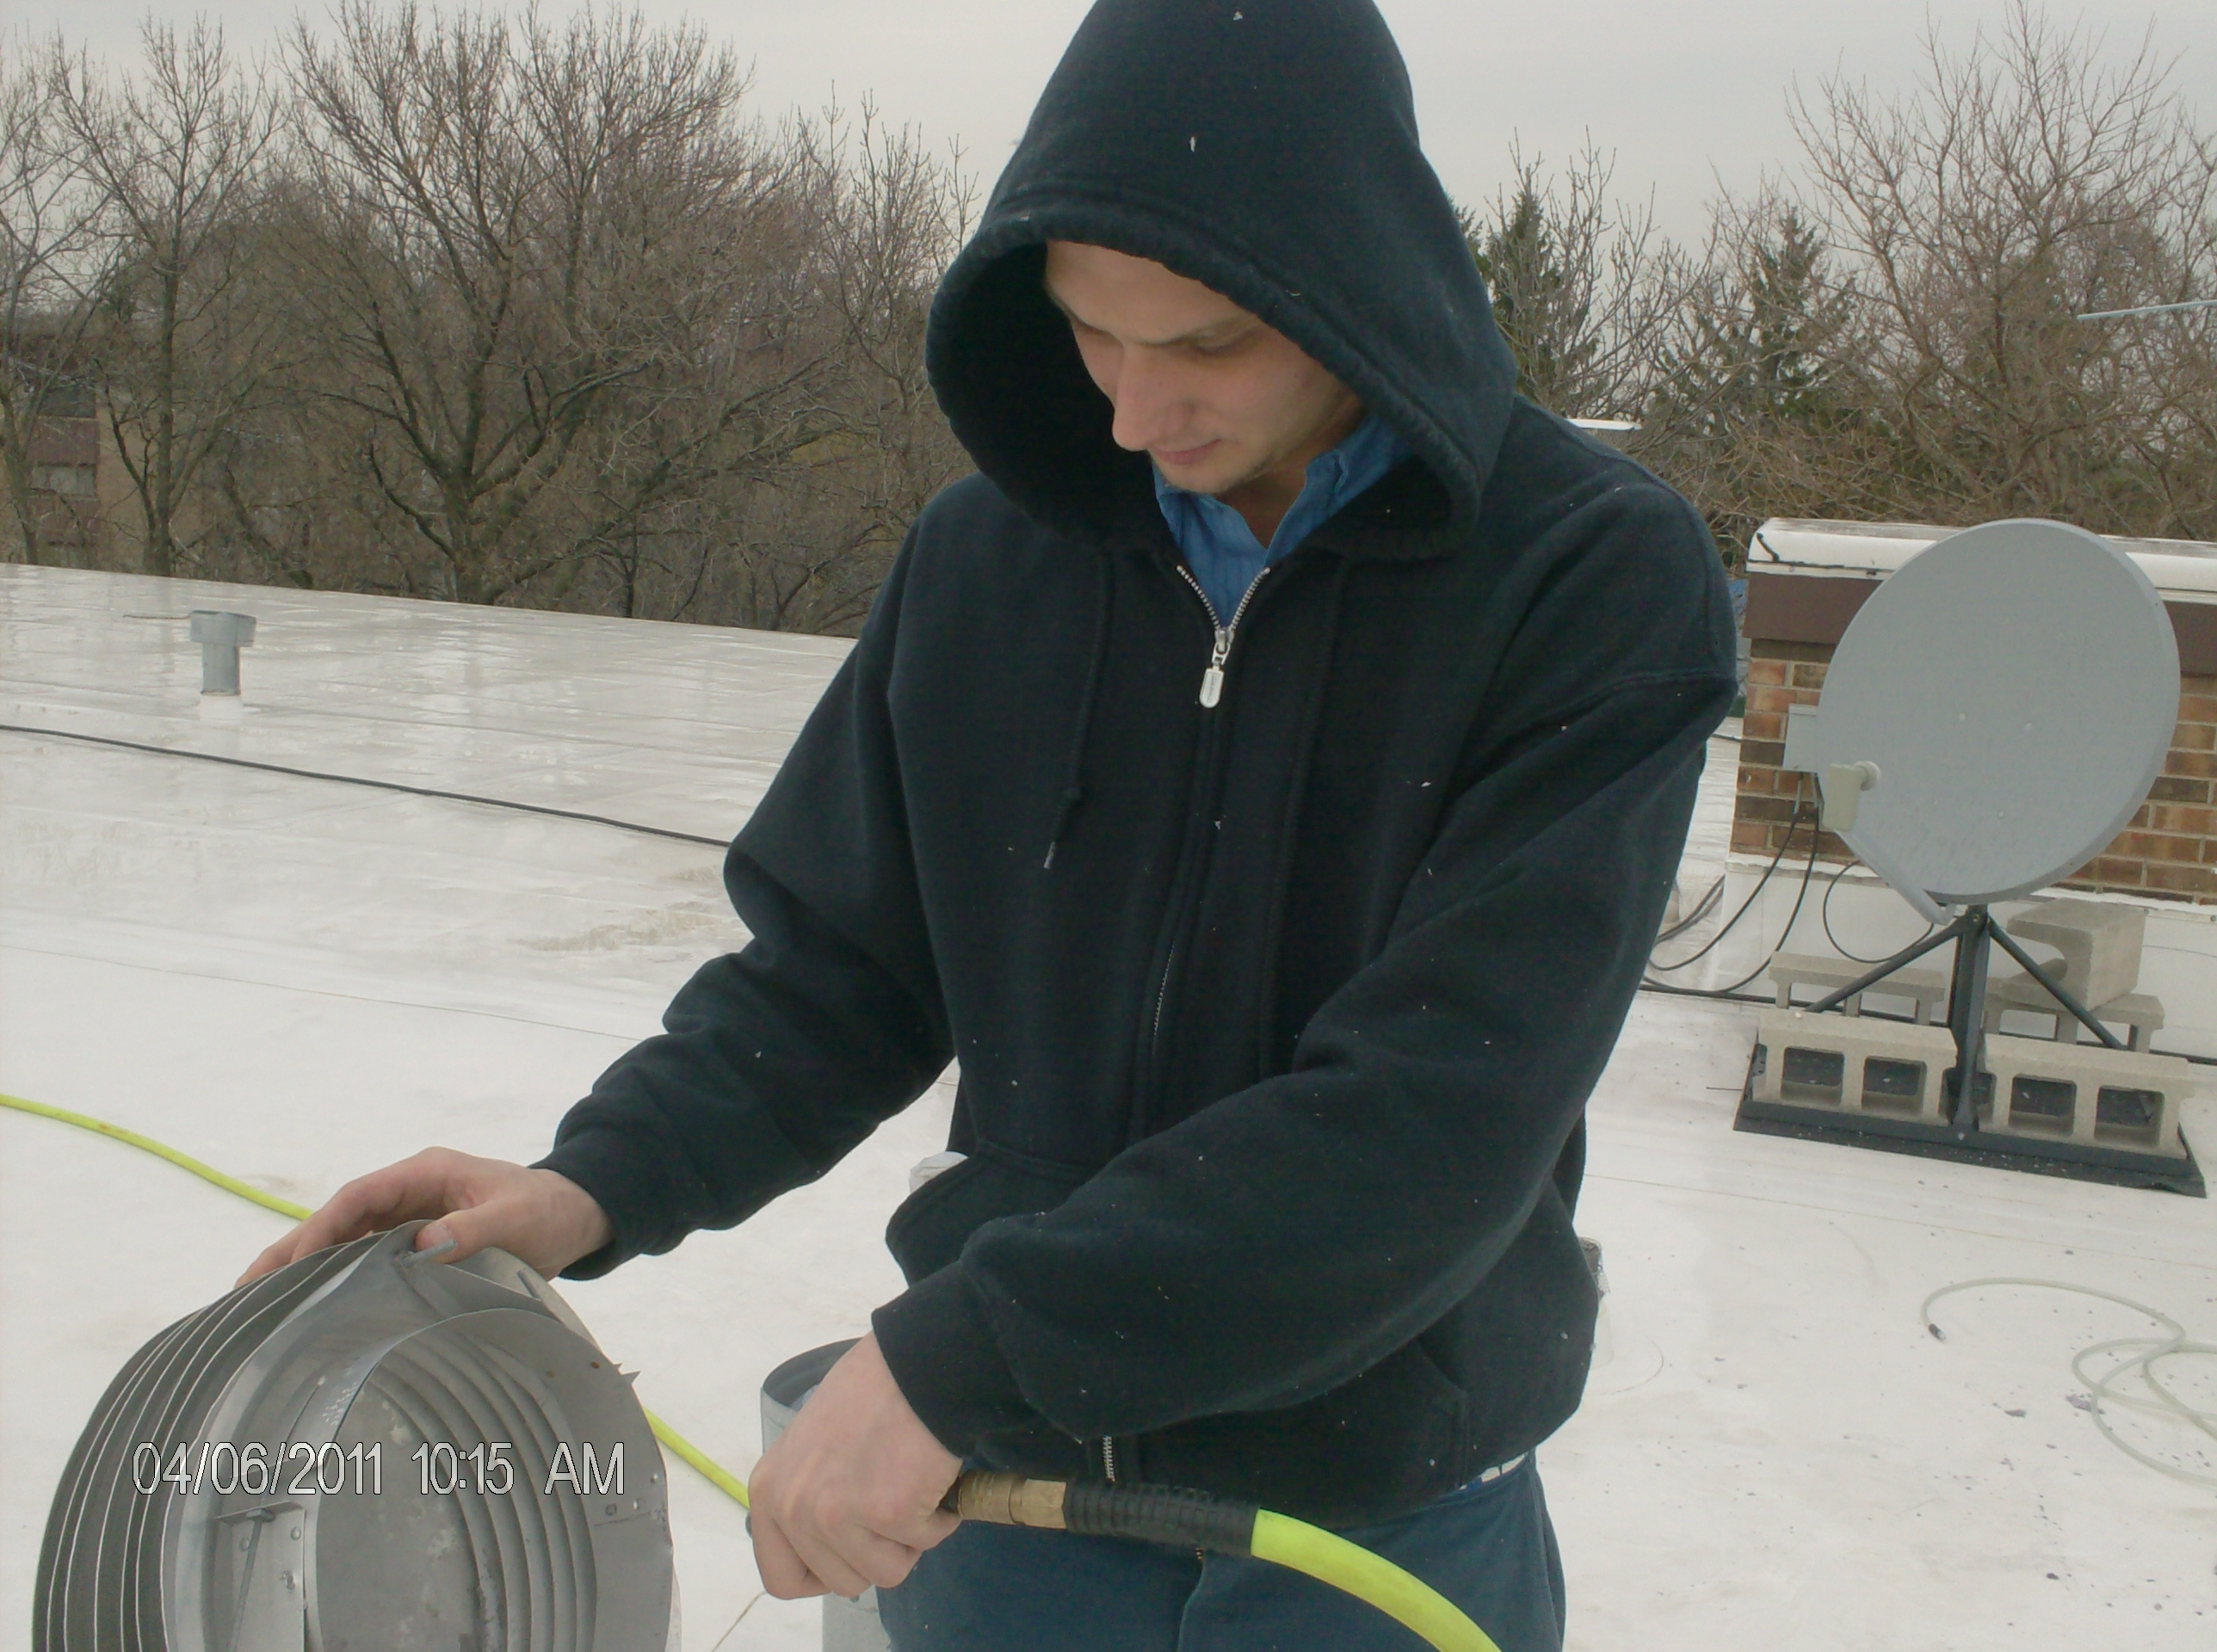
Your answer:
[1923,1278,2215,1492]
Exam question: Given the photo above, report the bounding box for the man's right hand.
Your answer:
[237,1148,613,1288]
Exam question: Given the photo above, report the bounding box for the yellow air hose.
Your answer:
[1251,1510,1501,1651]
[3,1090,1504,1652]
[0,1092,732,1507]
[948,1472,1503,1651]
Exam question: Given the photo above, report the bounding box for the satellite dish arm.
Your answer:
[1792,711,1944,923]
[1835,822,1950,926]
[1805,755,1947,922]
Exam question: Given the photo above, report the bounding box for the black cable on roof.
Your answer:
[1636,981,1772,1006]
[1646,780,1809,977]
[22,718,2215,1068]
[1820,859,1939,963]
[0,722,729,849]
[1641,778,1825,1001]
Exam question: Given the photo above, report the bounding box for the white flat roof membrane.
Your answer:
[3,565,2214,1649]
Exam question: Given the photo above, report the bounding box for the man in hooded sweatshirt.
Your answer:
[243,2,1736,1647]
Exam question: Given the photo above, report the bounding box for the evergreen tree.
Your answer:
[1658,206,1854,439]
[1640,202,1900,563]
[1463,186,1597,411]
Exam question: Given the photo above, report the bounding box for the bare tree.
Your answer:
[53,19,281,576]
[276,0,820,604]
[553,97,974,630]
[1787,1,2217,537]
[1644,193,1885,555]
[1636,3,2217,561]
[0,40,113,564]
[14,5,973,632]
[795,105,972,545]
[1462,142,1693,421]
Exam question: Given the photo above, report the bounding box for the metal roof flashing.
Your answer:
[1747,517,2217,603]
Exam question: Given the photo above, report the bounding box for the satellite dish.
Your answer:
[1794,518,2178,919]
[1757,518,2195,1165]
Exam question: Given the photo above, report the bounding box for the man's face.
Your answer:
[1042,241,1362,498]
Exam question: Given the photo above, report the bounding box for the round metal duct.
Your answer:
[35,1224,677,1652]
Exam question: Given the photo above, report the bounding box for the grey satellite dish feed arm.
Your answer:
[1800,759,1945,926]
[1842,833,1948,928]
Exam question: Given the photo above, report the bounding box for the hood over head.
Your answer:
[926,0,1518,551]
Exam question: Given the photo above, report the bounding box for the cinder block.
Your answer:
[1980,1032,2192,1157]
[1983,978,2166,1051]
[1754,1009,1959,1123]
[2004,898,2147,1005]
[1769,952,1950,1024]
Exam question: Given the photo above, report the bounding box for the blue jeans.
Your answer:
[880,1457,1565,1651]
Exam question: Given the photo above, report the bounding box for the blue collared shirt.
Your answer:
[1152,414,1411,622]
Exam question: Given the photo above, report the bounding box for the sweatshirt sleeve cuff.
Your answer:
[533,1123,683,1281]
[872,1264,1040,1458]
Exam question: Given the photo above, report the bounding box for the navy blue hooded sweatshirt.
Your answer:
[540,0,1737,1527]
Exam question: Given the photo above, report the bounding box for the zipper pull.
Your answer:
[1199,628,1231,707]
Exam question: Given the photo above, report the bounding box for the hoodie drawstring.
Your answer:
[1251,555,1356,1075]
[1044,555,1117,870]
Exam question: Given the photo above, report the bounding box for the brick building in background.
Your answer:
[1737,519,2217,903]
[3,317,105,564]
[19,395,102,560]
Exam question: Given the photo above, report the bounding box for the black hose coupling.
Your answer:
[1062,1481,1258,1556]
[948,1472,1259,1556]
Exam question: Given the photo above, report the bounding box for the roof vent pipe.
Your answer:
[188,609,256,695]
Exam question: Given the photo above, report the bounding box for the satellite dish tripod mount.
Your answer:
[1807,906,2125,1125]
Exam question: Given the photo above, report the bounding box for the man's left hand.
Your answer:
[747,1333,964,1600]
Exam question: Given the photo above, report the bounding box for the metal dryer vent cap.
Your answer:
[35,1223,678,1652]
[188,610,256,696]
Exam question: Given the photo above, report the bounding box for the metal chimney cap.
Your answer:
[188,610,256,646]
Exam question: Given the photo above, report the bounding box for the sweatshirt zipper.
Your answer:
[1175,564,1267,709]
[1105,565,1273,1486]
[1143,563,1269,1096]
[1144,565,1269,1096]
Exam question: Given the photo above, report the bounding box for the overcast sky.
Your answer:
[42,0,2217,247]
